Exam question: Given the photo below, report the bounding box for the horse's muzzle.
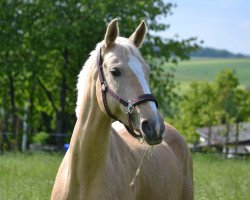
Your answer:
[141,119,165,145]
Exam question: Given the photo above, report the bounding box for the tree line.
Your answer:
[0,0,199,149]
[190,47,249,58]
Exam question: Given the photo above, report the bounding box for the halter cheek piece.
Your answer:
[97,46,158,139]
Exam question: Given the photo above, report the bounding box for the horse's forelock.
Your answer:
[115,37,143,58]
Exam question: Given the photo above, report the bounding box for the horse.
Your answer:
[51,19,193,200]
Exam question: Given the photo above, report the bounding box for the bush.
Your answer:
[32,132,49,145]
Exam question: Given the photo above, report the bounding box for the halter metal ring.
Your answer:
[101,82,107,92]
[126,101,134,114]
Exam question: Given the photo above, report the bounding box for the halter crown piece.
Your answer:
[97,45,158,139]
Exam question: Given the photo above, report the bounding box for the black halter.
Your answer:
[97,46,158,138]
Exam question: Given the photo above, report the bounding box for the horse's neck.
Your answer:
[67,80,112,198]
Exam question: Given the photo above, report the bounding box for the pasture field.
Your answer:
[193,153,250,200]
[0,153,61,200]
[165,58,250,91]
[0,152,249,200]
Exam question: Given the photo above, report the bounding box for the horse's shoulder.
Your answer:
[111,121,134,140]
[163,122,191,163]
[163,123,193,199]
[164,123,185,143]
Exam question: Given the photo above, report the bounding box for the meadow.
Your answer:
[0,153,249,200]
[165,58,250,91]
[0,153,61,200]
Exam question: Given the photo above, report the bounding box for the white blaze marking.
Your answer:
[155,121,161,137]
[127,55,157,113]
[127,55,150,93]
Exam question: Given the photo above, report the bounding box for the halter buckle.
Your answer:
[126,101,134,114]
[101,82,107,92]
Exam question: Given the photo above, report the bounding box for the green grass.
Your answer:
[0,153,249,200]
[0,152,62,200]
[165,58,250,91]
[193,153,250,200]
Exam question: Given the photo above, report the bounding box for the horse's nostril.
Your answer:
[141,120,153,134]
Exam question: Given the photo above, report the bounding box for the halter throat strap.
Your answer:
[97,45,158,138]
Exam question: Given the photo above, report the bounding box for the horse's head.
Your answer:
[96,19,165,145]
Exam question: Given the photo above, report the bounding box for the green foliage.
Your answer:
[214,70,239,123]
[150,58,181,117]
[235,89,250,122]
[171,81,217,142]
[32,132,49,145]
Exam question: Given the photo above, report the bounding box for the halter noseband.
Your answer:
[97,45,158,139]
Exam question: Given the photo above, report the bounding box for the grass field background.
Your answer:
[0,153,61,200]
[165,58,250,91]
[0,153,249,200]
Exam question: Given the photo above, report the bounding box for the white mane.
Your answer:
[75,37,145,118]
[75,42,102,117]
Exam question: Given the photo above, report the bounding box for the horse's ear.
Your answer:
[104,19,119,47]
[129,20,147,48]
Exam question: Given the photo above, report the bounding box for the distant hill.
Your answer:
[190,47,249,58]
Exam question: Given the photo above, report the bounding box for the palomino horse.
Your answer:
[51,19,193,200]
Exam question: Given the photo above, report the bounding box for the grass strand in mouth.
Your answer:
[130,146,154,187]
[147,145,154,158]
[139,137,146,144]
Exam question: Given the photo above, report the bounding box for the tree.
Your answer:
[214,70,239,156]
[234,88,250,154]
[150,62,180,117]
[172,82,217,143]
[0,0,29,146]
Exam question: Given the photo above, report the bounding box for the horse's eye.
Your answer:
[110,68,121,77]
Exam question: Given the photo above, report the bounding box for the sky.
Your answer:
[160,0,250,55]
